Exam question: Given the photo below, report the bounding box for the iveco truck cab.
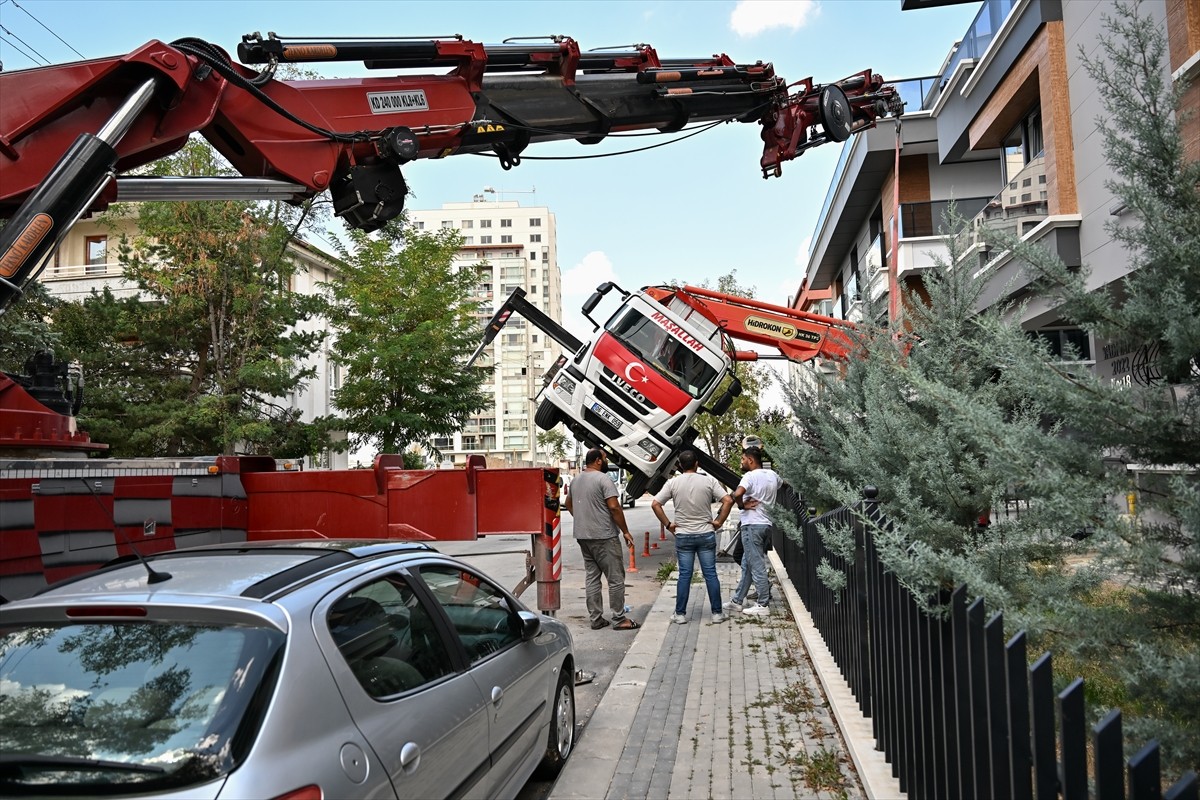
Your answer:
[539,283,741,496]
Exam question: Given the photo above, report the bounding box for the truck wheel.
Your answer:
[625,472,650,501]
[536,665,575,777]
[535,399,560,431]
[648,475,667,496]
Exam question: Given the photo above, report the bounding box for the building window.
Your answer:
[501,235,513,243]
[530,285,538,294]
[530,218,541,227]
[481,235,492,244]
[441,220,453,228]
[415,221,425,230]
[1032,328,1091,361]
[462,219,473,228]
[480,219,492,228]
[85,236,107,273]
[542,252,549,261]
[463,236,474,244]
[501,219,513,227]
[1001,105,1044,186]
[530,234,542,243]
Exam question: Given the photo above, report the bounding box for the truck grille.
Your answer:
[591,385,640,424]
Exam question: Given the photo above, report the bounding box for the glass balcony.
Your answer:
[922,0,1018,109]
[899,196,993,239]
[969,154,1048,241]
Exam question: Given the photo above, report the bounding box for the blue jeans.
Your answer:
[731,524,771,607]
[675,532,722,615]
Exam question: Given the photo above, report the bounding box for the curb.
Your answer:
[769,550,905,799]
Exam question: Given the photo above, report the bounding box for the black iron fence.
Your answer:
[772,487,1198,800]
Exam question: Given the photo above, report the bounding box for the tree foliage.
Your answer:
[323,220,490,455]
[684,270,774,469]
[53,140,334,458]
[537,428,571,464]
[975,0,1199,768]
[777,0,1198,774]
[0,282,60,374]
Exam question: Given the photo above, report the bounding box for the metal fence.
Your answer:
[772,487,1198,800]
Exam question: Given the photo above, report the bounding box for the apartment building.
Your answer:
[41,214,349,469]
[408,197,564,468]
[793,0,1198,388]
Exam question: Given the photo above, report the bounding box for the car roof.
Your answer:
[25,540,439,603]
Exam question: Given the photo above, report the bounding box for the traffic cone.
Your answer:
[642,531,652,557]
[627,544,638,572]
[659,522,668,541]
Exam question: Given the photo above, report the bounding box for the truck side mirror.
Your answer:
[581,282,615,331]
[708,377,742,416]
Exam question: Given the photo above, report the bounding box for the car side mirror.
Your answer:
[517,610,541,640]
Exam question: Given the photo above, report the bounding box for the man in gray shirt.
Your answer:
[564,448,639,630]
[652,450,734,624]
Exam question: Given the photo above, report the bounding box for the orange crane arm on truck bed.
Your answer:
[643,284,855,362]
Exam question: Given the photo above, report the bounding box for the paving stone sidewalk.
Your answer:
[550,562,870,800]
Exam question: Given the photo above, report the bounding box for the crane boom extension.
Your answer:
[0,32,899,310]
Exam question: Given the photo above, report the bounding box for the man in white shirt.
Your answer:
[724,446,781,617]
[651,450,734,624]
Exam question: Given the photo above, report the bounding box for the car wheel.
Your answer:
[537,666,575,776]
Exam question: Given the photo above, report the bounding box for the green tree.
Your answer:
[537,427,571,463]
[977,0,1199,769]
[97,139,332,457]
[0,281,61,374]
[683,270,773,470]
[324,219,490,455]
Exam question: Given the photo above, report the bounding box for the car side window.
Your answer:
[327,575,455,699]
[419,566,522,664]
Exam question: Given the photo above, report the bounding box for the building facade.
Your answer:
[792,0,1198,389]
[408,197,564,468]
[41,214,349,469]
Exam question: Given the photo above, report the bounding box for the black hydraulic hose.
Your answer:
[169,37,373,144]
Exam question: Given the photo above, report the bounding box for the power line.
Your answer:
[9,0,85,59]
[0,25,48,66]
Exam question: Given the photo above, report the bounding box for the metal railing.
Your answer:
[773,487,1198,799]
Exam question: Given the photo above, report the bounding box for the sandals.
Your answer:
[612,618,640,631]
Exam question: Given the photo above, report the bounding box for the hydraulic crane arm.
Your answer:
[0,32,900,310]
[643,284,855,362]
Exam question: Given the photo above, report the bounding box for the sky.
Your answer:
[1,0,982,401]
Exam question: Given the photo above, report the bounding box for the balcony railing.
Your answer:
[924,0,1019,109]
[899,196,992,239]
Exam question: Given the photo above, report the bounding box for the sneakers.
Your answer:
[746,587,758,600]
[711,612,727,623]
[670,613,688,625]
[742,604,771,617]
[722,599,743,612]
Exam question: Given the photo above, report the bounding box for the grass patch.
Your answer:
[782,747,849,795]
[655,560,676,583]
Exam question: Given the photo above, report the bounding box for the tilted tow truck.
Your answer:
[0,30,896,602]
[471,281,860,495]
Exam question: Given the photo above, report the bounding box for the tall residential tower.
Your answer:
[408,195,564,467]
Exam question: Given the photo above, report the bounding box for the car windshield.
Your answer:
[0,619,285,793]
[606,308,718,399]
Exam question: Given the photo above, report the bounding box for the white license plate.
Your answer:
[591,402,622,430]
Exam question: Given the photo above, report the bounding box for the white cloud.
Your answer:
[561,250,617,298]
[729,0,819,37]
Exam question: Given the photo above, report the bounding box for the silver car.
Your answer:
[0,540,576,799]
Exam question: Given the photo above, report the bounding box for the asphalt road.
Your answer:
[437,500,678,800]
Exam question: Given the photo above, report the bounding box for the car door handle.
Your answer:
[400,741,421,775]
[491,686,504,708]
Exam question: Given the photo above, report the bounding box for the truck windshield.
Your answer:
[607,308,718,398]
